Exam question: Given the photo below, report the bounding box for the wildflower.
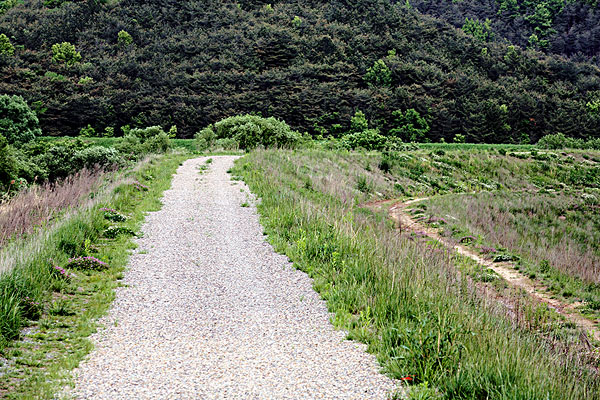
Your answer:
[10,180,15,185]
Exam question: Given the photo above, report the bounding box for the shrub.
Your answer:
[537,133,573,149]
[142,130,170,153]
[195,125,217,151]
[215,137,239,150]
[210,115,302,149]
[453,134,466,143]
[73,146,121,169]
[378,152,394,173]
[51,42,81,65]
[79,124,96,137]
[115,133,142,157]
[341,128,387,151]
[128,125,166,140]
[35,141,79,181]
[65,256,108,271]
[349,111,369,133]
[0,94,41,145]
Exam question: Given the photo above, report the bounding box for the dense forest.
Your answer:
[1,0,600,142]
[412,0,600,60]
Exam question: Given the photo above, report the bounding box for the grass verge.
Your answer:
[233,149,600,400]
[0,153,190,399]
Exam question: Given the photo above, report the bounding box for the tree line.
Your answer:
[0,0,600,143]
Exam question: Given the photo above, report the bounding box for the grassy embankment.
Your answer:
[395,148,600,320]
[233,148,600,399]
[0,153,190,399]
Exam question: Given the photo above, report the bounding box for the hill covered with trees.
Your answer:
[1,0,600,143]
[412,0,600,61]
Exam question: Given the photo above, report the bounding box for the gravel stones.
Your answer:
[70,156,399,399]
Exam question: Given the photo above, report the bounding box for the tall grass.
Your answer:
[425,192,600,285]
[234,149,600,399]
[0,156,158,350]
[0,168,107,247]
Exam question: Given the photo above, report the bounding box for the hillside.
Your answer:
[1,0,600,143]
[411,0,600,60]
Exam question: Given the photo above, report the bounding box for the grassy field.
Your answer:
[233,148,600,399]
[1,142,599,398]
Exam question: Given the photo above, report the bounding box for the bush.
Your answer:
[79,124,96,137]
[115,134,142,157]
[142,130,170,153]
[73,146,121,169]
[0,95,41,145]
[195,125,217,151]
[128,126,166,140]
[537,133,574,149]
[537,132,600,150]
[390,109,430,142]
[341,128,387,151]
[115,127,170,157]
[209,115,301,149]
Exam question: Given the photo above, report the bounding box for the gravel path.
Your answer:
[69,156,399,399]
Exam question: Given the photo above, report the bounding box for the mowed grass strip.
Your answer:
[233,149,600,400]
[0,153,190,399]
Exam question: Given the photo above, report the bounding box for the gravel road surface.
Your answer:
[70,156,398,399]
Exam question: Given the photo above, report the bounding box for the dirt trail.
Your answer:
[69,156,398,399]
[368,197,600,343]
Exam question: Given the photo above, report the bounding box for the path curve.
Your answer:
[384,198,600,343]
[70,156,398,399]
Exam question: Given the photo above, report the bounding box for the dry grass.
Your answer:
[0,169,106,247]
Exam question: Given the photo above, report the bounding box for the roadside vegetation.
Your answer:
[0,153,190,397]
[233,148,600,399]
[2,95,600,398]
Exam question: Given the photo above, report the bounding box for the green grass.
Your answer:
[0,153,190,398]
[233,149,600,399]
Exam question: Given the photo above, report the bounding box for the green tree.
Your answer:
[364,59,392,87]
[0,95,41,145]
[79,124,95,137]
[350,110,369,133]
[462,18,494,42]
[0,134,17,187]
[0,33,14,56]
[117,30,133,47]
[453,133,466,143]
[51,42,81,65]
[390,109,430,142]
